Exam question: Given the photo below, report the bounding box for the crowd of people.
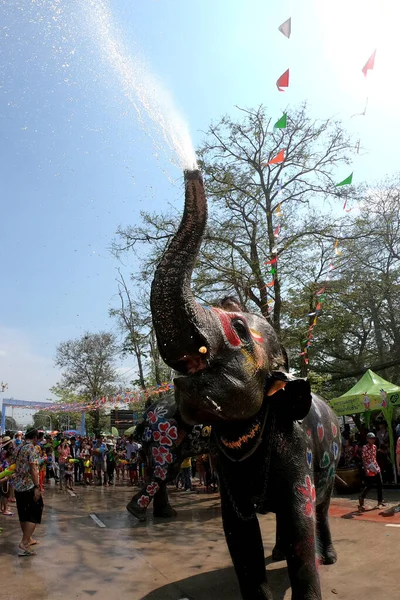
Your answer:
[0,427,216,555]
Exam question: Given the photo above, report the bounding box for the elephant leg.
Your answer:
[276,508,322,600]
[153,481,177,518]
[271,515,286,561]
[126,482,153,521]
[316,491,337,565]
[220,483,272,600]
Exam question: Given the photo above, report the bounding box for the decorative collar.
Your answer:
[220,421,261,449]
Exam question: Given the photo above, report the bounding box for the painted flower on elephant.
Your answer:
[152,421,178,446]
[147,406,168,425]
[146,482,160,497]
[154,465,168,480]
[298,475,316,518]
[137,494,150,508]
[317,423,324,442]
[152,445,173,465]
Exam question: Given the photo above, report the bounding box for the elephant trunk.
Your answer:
[150,170,211,373]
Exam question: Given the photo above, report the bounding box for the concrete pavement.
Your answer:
[1,483,399,599]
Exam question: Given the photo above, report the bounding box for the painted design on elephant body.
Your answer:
[152,446,173,465]
[331,422,338,438]
[298,475,316,517]
[152,421,178,446]
[332,441,339,460]
[153,465,168,480]
[211,307,265,348]
[146,482,160,497]
[317,423,324,442]
[137,495,150,508]
[320,451,330,469]
[148,406,168,425]
[306,448,313,469]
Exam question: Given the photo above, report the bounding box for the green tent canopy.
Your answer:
[330,369,400,417]
[331,369,400,483]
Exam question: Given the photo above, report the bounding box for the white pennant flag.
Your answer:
[278,17,291,39]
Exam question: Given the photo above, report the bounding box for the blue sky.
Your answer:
[1,0,399,421]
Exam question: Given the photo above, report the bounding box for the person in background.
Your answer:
[38,447,46,492]
[83,456,93,485]
[180,456,192,492]
[0,448,14,515]
[376,421,389,449]
[64,459,74,491]
[69,437,82,484]
[106,441,116,485]
[58,440,70,490]
[396,434,400,476]
[358,432,386,511]
[93,435,108,486]
[13,429,43,556]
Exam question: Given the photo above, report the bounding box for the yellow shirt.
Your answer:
[181,457,192,469]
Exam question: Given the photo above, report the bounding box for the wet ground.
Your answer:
[1,482,399,600]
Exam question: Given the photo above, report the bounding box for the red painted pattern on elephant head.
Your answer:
[211,308,265,347]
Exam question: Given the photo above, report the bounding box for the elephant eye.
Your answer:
[231,319,250,343]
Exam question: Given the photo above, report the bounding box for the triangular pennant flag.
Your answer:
[264,257,278,266]
[275,203,283,216]
[273,224,281,238]
[266,149,285,166]
[274,114,287,129]
[276,69,289,91]
[278,17,291,39]
[362,49,376,77]
[336,172,353,187]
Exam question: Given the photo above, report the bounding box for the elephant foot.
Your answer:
[271,545,286,561]
[153,504,177,518]
[126,500,147,522]
[320,545,337,565]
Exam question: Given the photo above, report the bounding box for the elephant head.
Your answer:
[151,170,311,425]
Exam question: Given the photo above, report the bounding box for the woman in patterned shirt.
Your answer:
[358,432,386,511]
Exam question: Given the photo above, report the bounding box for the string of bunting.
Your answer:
[260,17,291,313]
[263,13,377,366]
[30,382,174,414]
[298,46,377,365]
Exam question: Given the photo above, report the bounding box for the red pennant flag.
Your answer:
[266,280,275,287]
[264,257,278,265]
[267,149,285,166]
[276,69,289,91]
[315,302,322,311]
[316,287,325,296]
[362,50,376,77]
[273,224,281,238]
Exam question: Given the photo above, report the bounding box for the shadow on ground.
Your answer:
[140,557,290,600]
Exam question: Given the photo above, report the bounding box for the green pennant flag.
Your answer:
[274,114,287,129]
[336,172,353,187]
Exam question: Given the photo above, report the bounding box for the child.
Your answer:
[83,457,93,485]
[64,460,75,490]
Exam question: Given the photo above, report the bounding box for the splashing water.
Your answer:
[83,0,198,171]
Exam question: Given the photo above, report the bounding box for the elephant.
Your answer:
[126,392,213,521]
[148,169,341,600]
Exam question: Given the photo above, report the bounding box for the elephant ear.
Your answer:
[265,372,312,421]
